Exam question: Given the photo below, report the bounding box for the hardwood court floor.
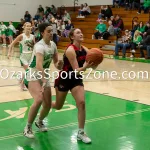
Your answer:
[0,46,150,150]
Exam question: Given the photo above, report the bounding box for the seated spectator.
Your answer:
[125,0,133,10]
[45,6,51,17]
[114,15,124,36]
[63,10,71,24]
[137,21,146,35]
[107,20,115,36]
[51,18,58,45]
[110,16,116,26]
[114,30,132,58]
[104,5,113,19]
[131,20,139,38]
[94,19,107,39]
[77,4,84,17]
[130,30,143,57]
[38,5,44,16]
[132,0,140,10]
[143,21,150,38]
[98,6,106,19]
[137,0,150,14]
[51,5,57,17]
[139,30,150,59]
[57,21,65,36]
[62,20,74,37]
[24,11,31,22]
[81,3,91,16]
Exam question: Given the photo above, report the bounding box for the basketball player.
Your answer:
[7,22,35,91]
[1,21,7,47]
[23,23,63,138]
[8,21,16,44]
[52,28,95,144]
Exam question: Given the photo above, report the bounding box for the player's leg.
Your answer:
[23,80,44,138]
[52,87,68,110]
[35,82,52,132]
[71,85,91,144]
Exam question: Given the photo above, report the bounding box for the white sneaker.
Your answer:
[35,120,48,132]
[130,54,134,58]
[23,126,34,138]
[77,131,91,144]
[131,49,135,53]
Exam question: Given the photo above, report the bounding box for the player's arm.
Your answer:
[53,43,63,70]
[65,46,92,73]
[7,34,23,59]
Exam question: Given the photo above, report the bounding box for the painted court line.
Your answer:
[0,107,150,141]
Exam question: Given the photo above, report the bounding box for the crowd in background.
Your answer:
[0,0,150,59]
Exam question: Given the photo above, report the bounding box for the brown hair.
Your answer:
[69,28,77,44]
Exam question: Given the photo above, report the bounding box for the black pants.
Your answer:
[131,42,137,50]
[94,31,102,39]
[81,11,90,16]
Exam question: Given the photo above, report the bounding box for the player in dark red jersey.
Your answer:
[52,28,95,144]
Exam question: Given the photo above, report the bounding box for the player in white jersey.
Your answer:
[23,23,63,138]
[7,22,35,90]
[8,21,16,44]
[1,21,7,47]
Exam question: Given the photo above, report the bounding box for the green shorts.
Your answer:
[8,29,14,36]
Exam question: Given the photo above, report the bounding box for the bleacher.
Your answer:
[57,5,149,58]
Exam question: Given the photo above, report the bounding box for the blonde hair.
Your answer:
[133,30,141,41]
[22,22,31,33]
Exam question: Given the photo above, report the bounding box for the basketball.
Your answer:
[86,48,104,66]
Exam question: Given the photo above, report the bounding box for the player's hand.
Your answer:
[57,60,63,70]
[83,61,94,69]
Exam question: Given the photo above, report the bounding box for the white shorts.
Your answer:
[24,68,51,88]
[20,53,32,66]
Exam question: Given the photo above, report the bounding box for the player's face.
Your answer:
[73,29,83,42]
[43,26,53,41]
[25,23,32,33]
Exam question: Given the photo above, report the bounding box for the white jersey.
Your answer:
[1,24,7,31]
[8,24,16,33]
[29,39,57,69]
[19,33,34,54]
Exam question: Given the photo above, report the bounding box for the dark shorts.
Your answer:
[54,72,84,92]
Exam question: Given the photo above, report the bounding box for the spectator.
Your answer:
[114,30,132,58]
[24,11,31,22]
[98,6,106,19]
[110,16,116,26]
[125,0,134,10]
[114,15,124,35]
[62,20,74,37]
[137,21,145,34]
[107,20,115,36]
[137,0,150,14]
[45,6,51,17]
[139,30,150,59]
[77,4,84,17]
[131,20,139,38]
[38,5,44,15]
[51,5,57,17]
[132,0,140,10]
[81,3,91,16]
[94,19,107,39]
[63,10,71,24]
[51,18,58,45]
[130,30,142,57]
[104,5,113,19]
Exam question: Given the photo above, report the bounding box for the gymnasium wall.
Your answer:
[0,0,52,22]
[61,0,113,7]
